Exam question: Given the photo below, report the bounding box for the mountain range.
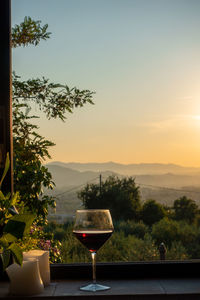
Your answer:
[46,162,200,220]
[46,164,116,188]
[46,162,200,188]
[47,161,200,175]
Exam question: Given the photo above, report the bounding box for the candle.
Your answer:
[23,250,50,286]
[6,259,44,296]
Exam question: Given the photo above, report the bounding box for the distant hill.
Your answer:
[46,162,200,189]
[46,162,200,222]
[47,161,200,176]
[46,164,117,188]
[135,173,200,188]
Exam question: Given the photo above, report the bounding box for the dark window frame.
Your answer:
[0,0,198,286]
[50,260,200,280]
[1,260,199,282]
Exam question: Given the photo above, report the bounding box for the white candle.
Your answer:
[23,250,50,286]
[6,259,44,296]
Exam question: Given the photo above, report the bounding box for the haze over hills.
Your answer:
[46,163,200,189]
[46,162,200,222]
[46,164,117,188]
[47,161,200,176]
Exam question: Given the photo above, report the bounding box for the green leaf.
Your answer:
[10,192,20,207]
[1,250,11,270]
[1,233,17,243]
[0,236,9,248]
[8,243,23,266]
[3,214,35,239]
[0,190,5,201]
[0,153,10,188]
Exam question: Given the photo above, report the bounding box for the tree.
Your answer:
[12,17,94,219]
[141,199,165,227]
[78,176,141,221]
[173,196,199,224]
[151,217,179,248]
[114,220,148,239]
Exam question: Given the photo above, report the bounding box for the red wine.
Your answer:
[73,230,113,252]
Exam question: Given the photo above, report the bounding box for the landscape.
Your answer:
[8,0,200,265]
[46,161,200,222]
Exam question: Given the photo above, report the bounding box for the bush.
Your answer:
[20,223,62,263]
[173,196,199,224]
[177,222,198,246]
[151,218,179,248]
[141,199,165,227]
[176,222,200,258]
[61,227,159,263]
[53,227,67,241]
[166,241,189,260]
[114,220,149,239]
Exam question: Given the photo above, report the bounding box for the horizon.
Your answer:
[12,0,200,167]
[47,160,200,169]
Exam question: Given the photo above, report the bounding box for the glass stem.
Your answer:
[91,251,96,284]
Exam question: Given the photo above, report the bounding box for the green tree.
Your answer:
[141,199,165,227]
[166,241,188,260]
[12,17,94,219]
[176,222,200,259]
[151,218,179,248]
[78,176,141,221]
[114,220,149,239]
[173,196,199,224]
[60,223,159,263]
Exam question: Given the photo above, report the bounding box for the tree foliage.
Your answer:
[173,196,199,224]
[151,218,179,248]
[141,199,165,227]
[114,220,148,239]
[13,73,94,121]
[12,17,94,219]
[12,16,51,47]
[78,176,141,221]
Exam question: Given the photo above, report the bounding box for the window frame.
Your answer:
[1,260,199,282]
[50,260,200,280]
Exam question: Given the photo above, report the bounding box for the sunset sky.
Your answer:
[12,0,200,167]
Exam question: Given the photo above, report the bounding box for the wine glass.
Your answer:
[73,209,114,292]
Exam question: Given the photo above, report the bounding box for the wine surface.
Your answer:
[73,230,113,252]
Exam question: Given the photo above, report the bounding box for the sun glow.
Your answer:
[193,115,200,120]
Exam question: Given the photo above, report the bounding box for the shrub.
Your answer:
[61,228,159,263]
[166,241,189,260]
[141,199,165,227]
[152,218,179,248]
[114,220,149,239]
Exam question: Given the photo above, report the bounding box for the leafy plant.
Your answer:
[19,223,62,263]
[12,17,94,221]
[0,154,35,270]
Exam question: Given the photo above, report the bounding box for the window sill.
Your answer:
[1,262,200,299]
[1,278,200,299]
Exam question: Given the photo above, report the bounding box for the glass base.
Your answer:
[80,283,110,292]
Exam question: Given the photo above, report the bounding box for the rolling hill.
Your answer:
[47,161,200,176]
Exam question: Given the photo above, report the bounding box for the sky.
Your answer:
[12,0,200,167]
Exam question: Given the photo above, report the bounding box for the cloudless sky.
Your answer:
[12,0,200,166]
